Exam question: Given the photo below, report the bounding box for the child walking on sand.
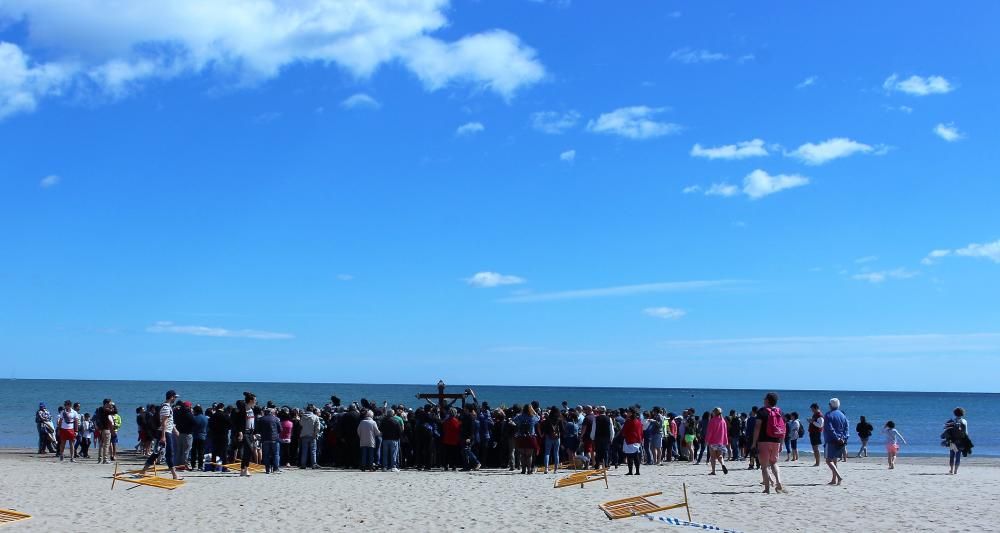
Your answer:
[882,421,906,469]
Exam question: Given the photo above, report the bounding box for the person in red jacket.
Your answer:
[622,409,644,476]
[441,408,463,471]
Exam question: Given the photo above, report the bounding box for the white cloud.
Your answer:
[456,121,484,136]
[669,47,728,64]
[795,76,817,89]
[883,74,954,96]
[933,122,963,142]
[690,139,768,160]
[741,169,809,199]
[956,240,1000,263]
[0,1,545,119]
[921,249,952,265]
[499,280,739,303]
[922,240,1000,265]
[0,42,76,119]
[586,106,680,140]
[39,174,60,188]
[559,149,576,162]
[644,307,686,320]
[852,268,917,284]
[682,185,701,194]
[340,92,380,109]
[466,271,525,288]
[147,321,293,339]
[336,273,354,281]
[787,137,879,165]
[884,104,913,114]
[854,255,878,264]
[531,110,580,134]
[705,183,739,197]
[659,333,1000,357]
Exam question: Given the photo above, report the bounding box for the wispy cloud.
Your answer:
[786,138,882,165]
[466,271,526,288]
[852,268,917,284]
[682,185,701,194]
[340,92,380,109]
[456,121,485,136]
[933,122,963,142]
[854,255,878,264]
[40,174,61,188]
[559,149,576,162]
[669,47,728,64]
[586,106,680,139]
[531,110,580,134]
[742,169,809,199]
[923,239,1000,265]
[644,307,686,320]
[705,183,739,197]
[795,76,817,89]
[147,321,293,339]
[883,74,955,96]
[336,273,354,281]
[659,333,1000,356]
[499,280,741,303]
[690,139,768,160]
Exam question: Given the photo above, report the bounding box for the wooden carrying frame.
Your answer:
[111,462,185,490]
[599,484,691,521]
[0,509,32,526]
[554,468,609,489]
[222,462,266,473]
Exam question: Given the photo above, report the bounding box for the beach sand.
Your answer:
[1,449,998,532]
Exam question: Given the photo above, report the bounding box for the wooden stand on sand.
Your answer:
[599,484,691,521]
[111,461,185,490]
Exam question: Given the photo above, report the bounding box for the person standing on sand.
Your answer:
[808,403,824,466]
[823,398,849,485]
[945,407,970,475]
[622,409,643,475]
[751,392,787,494]
[357,410,381,472]
[882,421,906,469]
[142,390,181,480]
[56,400,80,462]
[513,404,539,474]
[298,405,321,469]
[35,403,56,454]
[539,407,562,474]
[238,392,257,477]
[786,412,801,462]
[705,407,729,475]
[258,407,282,474]
[856,416,873,458]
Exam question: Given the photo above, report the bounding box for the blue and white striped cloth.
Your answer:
[644,514,743,533]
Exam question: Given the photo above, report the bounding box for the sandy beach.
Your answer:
[1,449,998,532]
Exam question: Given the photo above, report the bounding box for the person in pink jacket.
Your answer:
[705,407,729,475]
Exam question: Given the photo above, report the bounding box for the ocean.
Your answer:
[2,379,995,456]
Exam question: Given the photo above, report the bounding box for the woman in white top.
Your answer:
[881,421,906,469]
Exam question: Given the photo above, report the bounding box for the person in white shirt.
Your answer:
[57,400,80,462]
[882,421,907,470]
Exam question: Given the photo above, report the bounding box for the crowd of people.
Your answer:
[33,389,975,485]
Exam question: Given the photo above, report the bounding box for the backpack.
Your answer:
[93,408,106,430]
[796,420,805,439]
[765,407,786,439]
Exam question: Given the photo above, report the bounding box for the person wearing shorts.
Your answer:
[882,421,906,470]
[823,398,849,485]
[57,400,80,462]
[808,404,824,466]
[752,392,787,494]
[705,408,730,475]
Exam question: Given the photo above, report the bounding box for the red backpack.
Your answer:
[765,407,786,439]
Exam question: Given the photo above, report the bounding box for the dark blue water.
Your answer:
[3,379,995,456]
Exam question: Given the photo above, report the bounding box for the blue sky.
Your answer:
[1,1,998,392]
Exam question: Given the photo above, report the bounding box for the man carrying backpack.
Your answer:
[751,391,787,494]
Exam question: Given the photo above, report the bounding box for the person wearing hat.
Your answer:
[142,390,182,480]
